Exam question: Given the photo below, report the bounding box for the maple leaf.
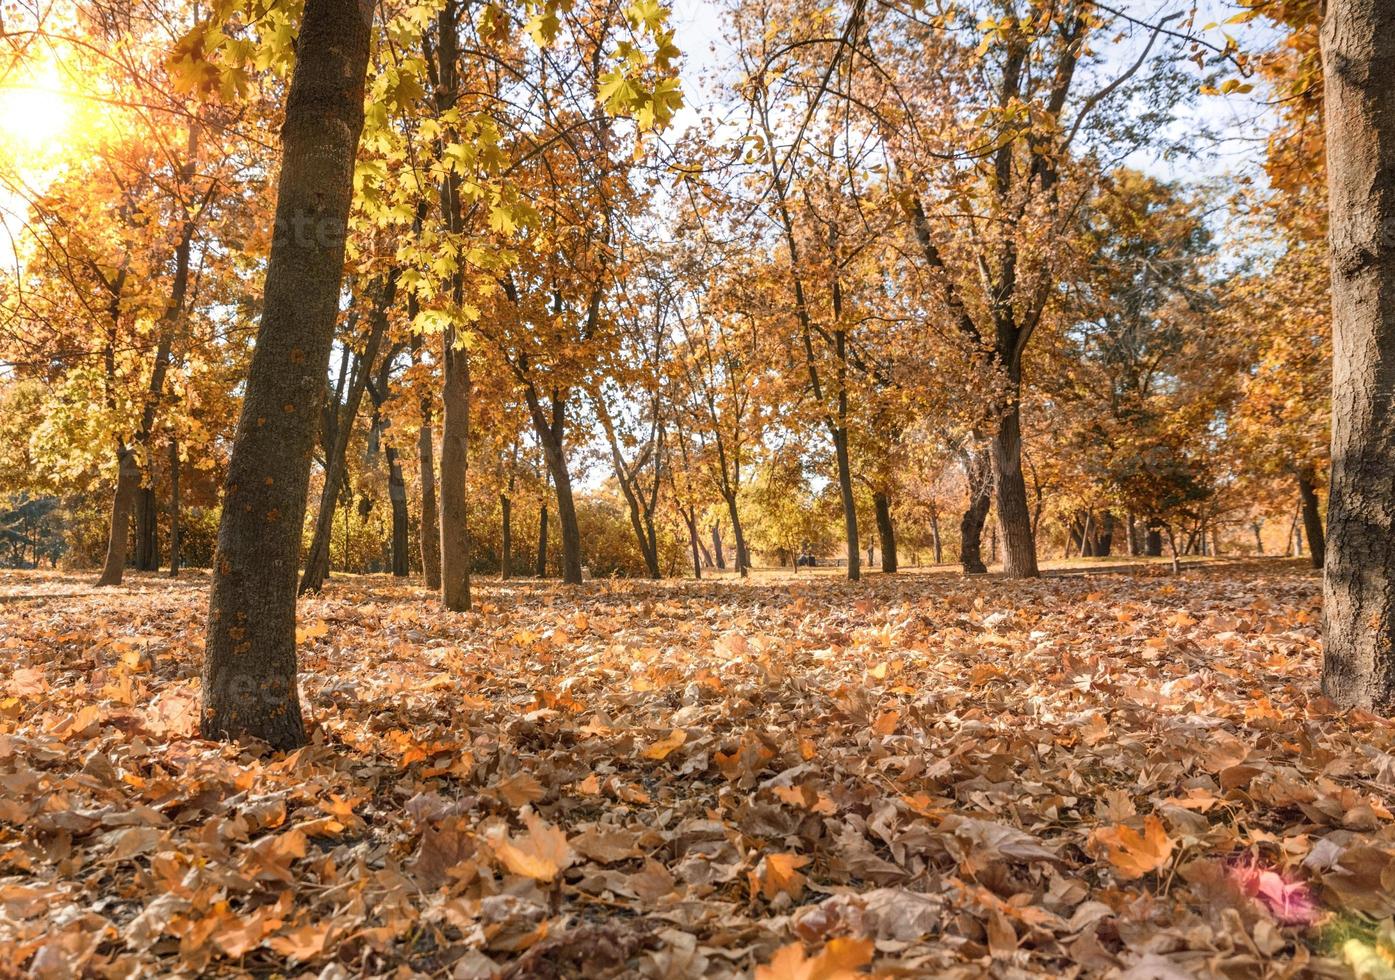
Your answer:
[752,852,810,902]
[489,811,576,882]
[755,938,874,980]
[1091,815,1174,879]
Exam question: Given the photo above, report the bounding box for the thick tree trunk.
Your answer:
[1096,511,1115,557]
[1297,470,1327,570]
[1321,0,1395,709]
[873,489,897,573]
[1145,520,1163,558]
[201,0,371,749]
[135,486,158,570]
[989,400,1039,577]
[535,501,549,577]
[168,438,181,577]
[96,447,141,585]
[833,429,860,581]
[387,445,408,577]
[711,523,726,570]
[960,448,991,574]
[439,337,471,610]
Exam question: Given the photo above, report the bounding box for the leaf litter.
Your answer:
[0,562,1392,977]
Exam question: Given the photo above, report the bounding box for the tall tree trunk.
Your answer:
[960,448,991,574]
[432,0,471,611]
[683,509,702,579]
[97,128,197,586]
[873,489,897,573]
[535,499,549,578]
[415,336,441,590]
[832,429,860,581]
[1096,511,1115,557]
[699,538,713,569]
[300,273,397,594]
[723,497,750,576]
[929,506,942,565]
[711,523,726,570]
[168,437,181,577]
[387,445,408,577]
[989,398,1039,577]
[1297,470,1327,570]
[1145,520,1163,557]
[201,0,372,749]
[1320,0,1395,709]
[135,486,158,570]
[96,447,140,585]
[439,337,471,609]
[500,490,512,579]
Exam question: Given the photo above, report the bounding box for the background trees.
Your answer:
[0,0,1379,716]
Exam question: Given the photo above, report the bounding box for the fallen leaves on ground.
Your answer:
[0,560,1389,976]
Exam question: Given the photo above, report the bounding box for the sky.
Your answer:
[665,0,1278,187]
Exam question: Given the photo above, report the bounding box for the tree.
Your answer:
[1319,0,1395,709]
[201,0,373,748]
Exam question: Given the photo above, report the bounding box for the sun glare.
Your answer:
[0,66,74,160]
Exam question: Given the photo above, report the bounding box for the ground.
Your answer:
[0,560,1390,978]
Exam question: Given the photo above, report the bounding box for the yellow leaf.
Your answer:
[642,728,687,760]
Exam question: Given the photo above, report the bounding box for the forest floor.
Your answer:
[0,559,1390,978]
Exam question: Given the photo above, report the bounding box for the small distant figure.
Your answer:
[797,543,816,568]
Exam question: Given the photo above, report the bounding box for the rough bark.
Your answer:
[989,398,1039,577]
[1297,470,1327,570]
[711,523,726,570]
[96,449,140,585]
[433,0,471,612]
[873,489,898,573]
[439,336,471,609]
[960,447,991,574]
[135,487,158,571]
[1320,0,1395,709]
[201,0,372,749]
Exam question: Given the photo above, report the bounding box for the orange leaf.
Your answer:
[755,937,874,979]
[489,810,575,881]
[1092,814,1174,879]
